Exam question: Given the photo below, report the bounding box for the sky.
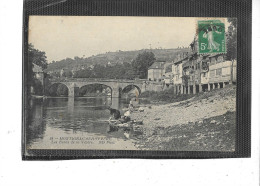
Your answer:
[29,16,202,62]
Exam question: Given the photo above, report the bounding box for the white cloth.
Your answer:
[124,111,131,117]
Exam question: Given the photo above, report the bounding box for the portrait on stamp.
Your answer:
[198,19,226,54]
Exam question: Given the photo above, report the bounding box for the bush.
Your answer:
[140,88,194,103]
[33,79,43,95]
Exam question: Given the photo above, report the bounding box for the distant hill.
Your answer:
[47,48,191,72]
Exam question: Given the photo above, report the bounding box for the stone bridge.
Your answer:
[49,78,146,97]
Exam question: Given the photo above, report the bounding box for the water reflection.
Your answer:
[26,96,140,150]
[68,97,74,113]
[26,98,46,146]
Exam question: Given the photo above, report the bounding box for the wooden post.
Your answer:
[181,85,184,94]
[199,84,202,92]
[193,84,196,94]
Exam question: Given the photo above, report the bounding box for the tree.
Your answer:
[28,44,48,95]
[131,51,156,79]
[33,79,43,95]
[28,43,48,70]
[63,70,73,78]
[226,18,237,61]
[56,84,68,96]
[92,65,106,78]
[226,18,237,82]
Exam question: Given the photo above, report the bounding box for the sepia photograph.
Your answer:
[25,16,237,152]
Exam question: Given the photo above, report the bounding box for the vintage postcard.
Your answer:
[25,16,237,153]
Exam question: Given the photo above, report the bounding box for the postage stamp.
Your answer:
[197,20,226,54]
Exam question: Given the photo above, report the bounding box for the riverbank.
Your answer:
[131,85,236,151]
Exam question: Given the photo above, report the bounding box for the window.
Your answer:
[211,57,216,63]
[198,63,200,70]
[210,70,215,77]
[217,56,224,63]
[202,62,209,71]
[216,68,222,76]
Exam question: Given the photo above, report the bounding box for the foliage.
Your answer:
[139,88,193,103]
[72,62,136,79]
[226,18,237,60]
[62,70,73,78]
[131,51,156,79]
[47,49,193,80]
[48,84,68,96]
[28,43,48,70]
[56,84,68,96]
[32,79,43,95]
[79,84,110,96]
[28,44,48,95]
[46,48,190,72]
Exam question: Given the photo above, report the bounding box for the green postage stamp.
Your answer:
[197,19,226,54]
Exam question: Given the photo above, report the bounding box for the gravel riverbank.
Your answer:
[130,85,236,151]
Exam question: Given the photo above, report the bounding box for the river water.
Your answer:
[26,97,141,150]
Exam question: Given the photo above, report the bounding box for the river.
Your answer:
[26,97,141,150]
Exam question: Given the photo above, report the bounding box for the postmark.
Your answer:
[197,19,226,54]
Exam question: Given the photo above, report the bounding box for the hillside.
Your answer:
[47,48,190,72]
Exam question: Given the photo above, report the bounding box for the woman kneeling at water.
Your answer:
[108,107,121,120]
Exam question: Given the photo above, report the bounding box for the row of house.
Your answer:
[147,43,236,94]
[172,53,237,94]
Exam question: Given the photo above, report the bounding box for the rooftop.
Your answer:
[148,62,165,69]
[174,56,189,64]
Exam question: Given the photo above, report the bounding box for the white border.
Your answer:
[0,0,259,186]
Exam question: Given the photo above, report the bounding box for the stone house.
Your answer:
[172,52,189,94]
[147,61,166,82]
[172,52,236,95]
[207,54,237,90]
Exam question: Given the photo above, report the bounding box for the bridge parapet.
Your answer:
[50,78,145,84]
[49,78,146,98]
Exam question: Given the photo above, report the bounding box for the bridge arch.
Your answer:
[48,83,69,97]
[78,83,112,97]
[121,84,141,97]
[49,79,143,98]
